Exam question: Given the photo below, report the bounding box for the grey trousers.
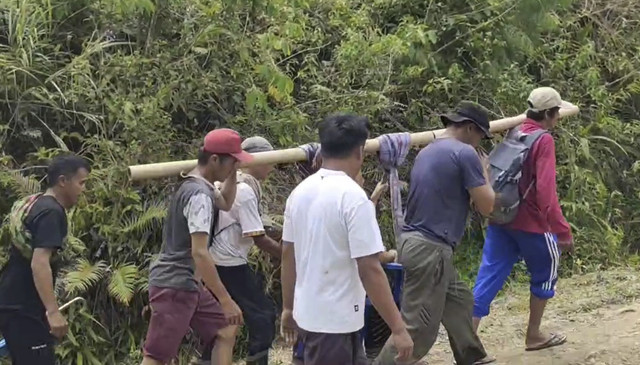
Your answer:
[292,329,369,365]
[374,232,487,365]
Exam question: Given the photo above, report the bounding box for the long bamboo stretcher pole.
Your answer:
[129,104,579,181]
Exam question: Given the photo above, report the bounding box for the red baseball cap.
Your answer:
[203,128,254,163]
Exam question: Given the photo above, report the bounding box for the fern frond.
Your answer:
[119,200,167,235]
[108,263,139,306]
[0,169,41,197]
[64,259,108,294]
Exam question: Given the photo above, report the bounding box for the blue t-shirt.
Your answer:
[403,138,486,247]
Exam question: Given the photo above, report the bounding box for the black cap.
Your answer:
[440,101,493,139]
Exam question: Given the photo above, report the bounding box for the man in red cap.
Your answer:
[141,129,253,365]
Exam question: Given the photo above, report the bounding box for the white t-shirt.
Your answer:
[209,183,265,266]
[282,168,385,334]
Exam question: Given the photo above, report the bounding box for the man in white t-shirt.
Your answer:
[280,113,414,365]
[199,136,281,365]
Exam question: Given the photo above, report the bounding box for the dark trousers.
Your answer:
[0,310,56,365]
[201,264,276,363]
[375,232,487,365]
[292,329,369,365]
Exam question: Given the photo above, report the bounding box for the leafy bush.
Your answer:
[2,0,640,362]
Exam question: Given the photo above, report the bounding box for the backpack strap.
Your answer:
[520,129,549,199]
[207,204,220,248]
[522,129,548,149]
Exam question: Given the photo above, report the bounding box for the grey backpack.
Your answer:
[488,128,548,225]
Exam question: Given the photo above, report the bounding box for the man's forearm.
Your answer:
[194,251,231,301]
[218,175,238,211]
[32,262,58,314]
[281,243,296,310]
[254,235,282,259]
[359,260,404,332]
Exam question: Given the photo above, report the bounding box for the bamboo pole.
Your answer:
[128,104,579,181]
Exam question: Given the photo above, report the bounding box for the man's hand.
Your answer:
[220,296,243,325]
[478,150,490,174]
[371,180,389,204]
[558,238,574,253]
[391,326,414,362]
[46,310,68,339]
[280,308,298,346]
[312,152,323,170]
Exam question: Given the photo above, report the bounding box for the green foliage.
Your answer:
[2,0,640,362]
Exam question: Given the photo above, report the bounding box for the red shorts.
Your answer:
[143,285,228,363]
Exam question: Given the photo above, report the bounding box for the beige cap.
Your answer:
[527,87,574,112]
[241,136,274,153]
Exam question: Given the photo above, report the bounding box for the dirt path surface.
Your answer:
[264,268,640,365]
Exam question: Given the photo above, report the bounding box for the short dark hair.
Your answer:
[196,148,233,166]
[318,113,371,159]
[46,154,91,188]
[526,107,560,122]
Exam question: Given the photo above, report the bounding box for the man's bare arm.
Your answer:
[357,253,405,333]
[280,241,297,344]
[31,248,58,314]
[191,232,231,300]
[469,184,495,217]
[281,241,296,311]
[253,234,282,259]
[192,232,243,324]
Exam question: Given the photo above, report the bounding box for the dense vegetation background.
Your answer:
[2,0,640,363]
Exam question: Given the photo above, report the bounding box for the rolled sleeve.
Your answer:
[238,194,265,237]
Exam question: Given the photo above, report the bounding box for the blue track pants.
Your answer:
[473,225,561,318]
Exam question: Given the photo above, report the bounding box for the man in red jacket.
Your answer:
[472,87,574,351]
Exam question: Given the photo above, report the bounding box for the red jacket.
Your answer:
[507,119,573,242]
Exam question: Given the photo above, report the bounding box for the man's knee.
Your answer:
[530,282,556,300]
[216,325,239,344]
[473,301,490,318]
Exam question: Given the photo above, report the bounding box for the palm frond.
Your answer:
[108,263,139,306]
[64,259,108,295]
[65,234,87,256]
[0,169,41,197]
[119,200,167,235]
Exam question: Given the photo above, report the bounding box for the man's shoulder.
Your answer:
[178,178,214,198]
[424,138,471,155]
[416,139,474,168]
[27,196,66,223]
[288,173,320,197]
[236,182,258,200]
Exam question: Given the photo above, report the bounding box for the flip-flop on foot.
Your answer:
[474,356,496,364]
[525,333,567,351]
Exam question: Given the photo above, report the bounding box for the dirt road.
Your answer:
[266,268,640,365]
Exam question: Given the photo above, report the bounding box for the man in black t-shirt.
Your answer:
[0,154,90,364]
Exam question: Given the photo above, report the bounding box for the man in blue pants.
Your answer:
[473,87,574,351]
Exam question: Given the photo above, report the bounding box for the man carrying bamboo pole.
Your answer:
[141,129,252,365]
[374,101,496,365]
[0,154,90,365]
[472,87,573,351]
[280,113,413,365]
[197,136,280,365]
